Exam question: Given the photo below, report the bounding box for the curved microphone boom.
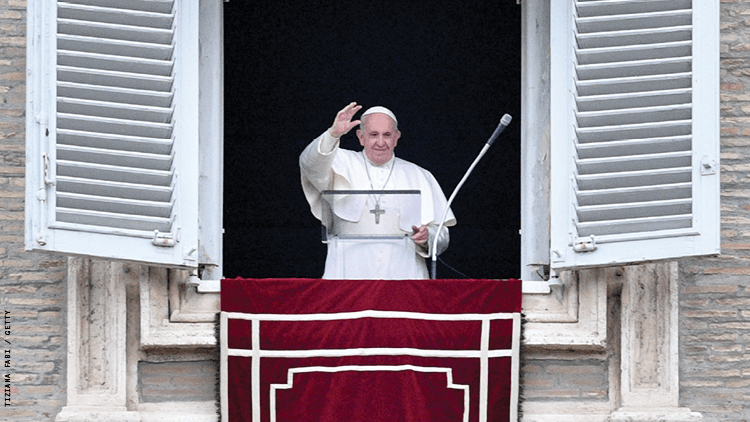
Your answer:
[430,113,512,279]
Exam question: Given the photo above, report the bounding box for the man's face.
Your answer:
[357,113,400,166]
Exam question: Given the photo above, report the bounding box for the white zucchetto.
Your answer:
[361,106,398,126]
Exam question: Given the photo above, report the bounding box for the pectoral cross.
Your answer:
[369,203,385,224]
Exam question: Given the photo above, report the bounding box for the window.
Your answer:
[28,1,718,282]
[545,0,719,270]
[25,0,221,272]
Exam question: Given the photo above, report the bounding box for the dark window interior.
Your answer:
[223,1,522,279]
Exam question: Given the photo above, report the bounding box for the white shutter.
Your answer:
[26,0,203,268]
[549,0,719,270]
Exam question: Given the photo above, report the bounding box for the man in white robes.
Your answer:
[300,102,456,279]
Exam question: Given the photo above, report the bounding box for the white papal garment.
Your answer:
[300,131,456,279]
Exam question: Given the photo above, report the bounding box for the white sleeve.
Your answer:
[299,131,340,192]
[416,224,450,258]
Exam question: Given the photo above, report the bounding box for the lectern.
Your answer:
[320,190,425,279]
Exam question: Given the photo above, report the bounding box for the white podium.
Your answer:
[320,190,425,279]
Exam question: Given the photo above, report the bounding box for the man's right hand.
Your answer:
[328,102,362,138]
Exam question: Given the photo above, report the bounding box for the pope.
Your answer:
[300,102,456,279]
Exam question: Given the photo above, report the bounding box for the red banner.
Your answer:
[221,278,522,422]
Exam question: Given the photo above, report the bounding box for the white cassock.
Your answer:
[300,131,456,279]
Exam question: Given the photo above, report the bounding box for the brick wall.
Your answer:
[679,275,750,419]
[1,1,747,421]
[678,1,750,420]
[0,1,69,421]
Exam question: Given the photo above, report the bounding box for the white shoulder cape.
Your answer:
[301,141,456,229]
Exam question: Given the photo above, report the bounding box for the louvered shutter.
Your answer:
[549,0,719,270]
[26,0,203,268]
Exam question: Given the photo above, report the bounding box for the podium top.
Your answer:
[321,190,421,240]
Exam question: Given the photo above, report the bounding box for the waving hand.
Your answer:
[328,102,362,138]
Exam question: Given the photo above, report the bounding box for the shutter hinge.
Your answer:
[184,247,197,262]
[36,153,53,246]
[35,112,48,126]
[152,230,176,247]
[42,153,55,186]
[548,271,564,302]
[573,235,597,253]
[701,156,716,175]
[35,187,47,246]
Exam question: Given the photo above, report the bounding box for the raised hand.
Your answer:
[328,102,362,138]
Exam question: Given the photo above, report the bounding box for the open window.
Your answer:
[25,0,222,274]
[541,0,719,272]
[27,1,719,284]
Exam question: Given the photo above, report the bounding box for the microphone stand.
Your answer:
[430,114,512,279]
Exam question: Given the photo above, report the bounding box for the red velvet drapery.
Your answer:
[221,278,522,422]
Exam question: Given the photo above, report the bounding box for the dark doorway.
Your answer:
[223,1,522,279]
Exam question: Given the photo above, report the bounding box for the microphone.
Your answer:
[431,113,513,279]
[487,114,512,146]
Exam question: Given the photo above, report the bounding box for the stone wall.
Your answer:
[677,1,750,420]
[138,361,217,404]
[521,355,609,401]
[0,1,68,421]
[2,1,749,421]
